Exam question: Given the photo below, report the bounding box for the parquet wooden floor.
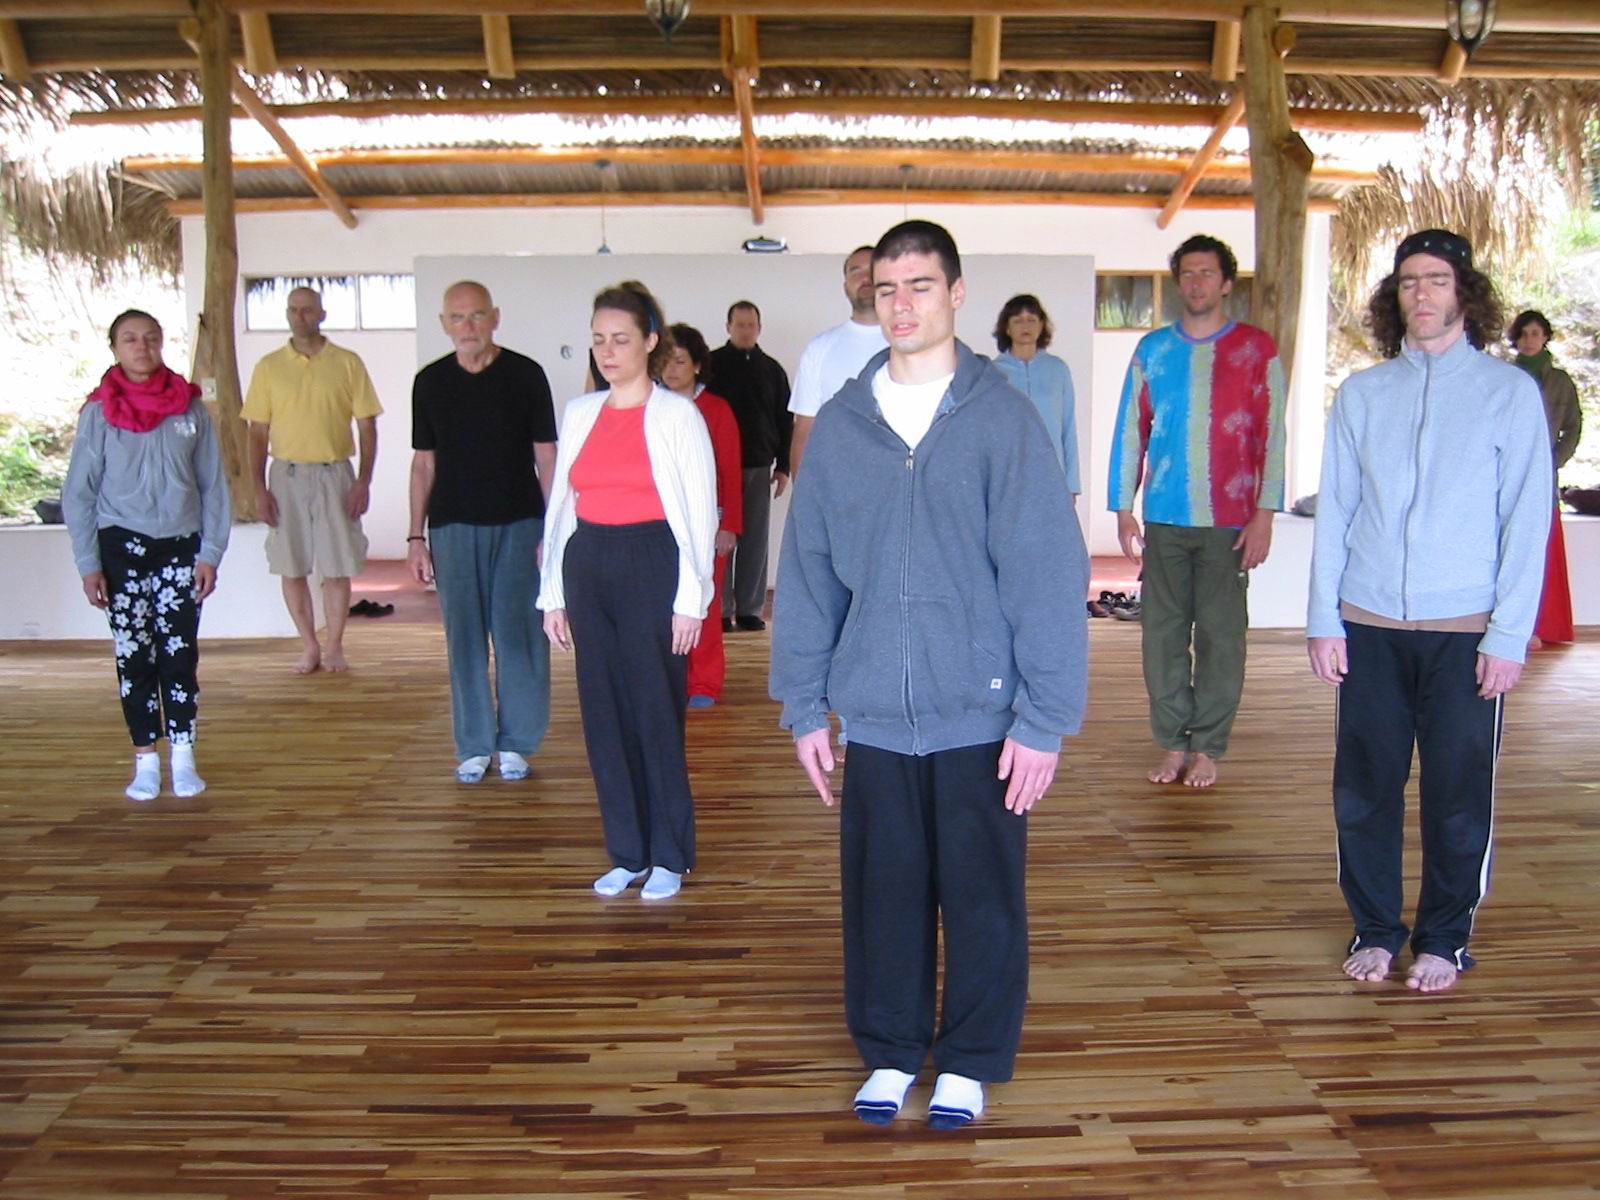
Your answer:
[2,620,1598,1199]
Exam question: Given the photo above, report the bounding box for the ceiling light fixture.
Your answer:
[644,0,691,44]
[1446,0,1496,56]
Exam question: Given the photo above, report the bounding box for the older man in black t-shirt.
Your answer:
[407,281,558,784]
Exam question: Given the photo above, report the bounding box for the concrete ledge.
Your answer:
[0,523,315,640]
[1248,511,1600,630]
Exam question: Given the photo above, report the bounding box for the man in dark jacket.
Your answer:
[707,301,791,632]
[770,221,1089,1130]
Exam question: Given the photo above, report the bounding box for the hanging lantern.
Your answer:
[644,0,691,43]
[1446,0,1497,56]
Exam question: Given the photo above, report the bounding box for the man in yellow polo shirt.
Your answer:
[244,286,382,673]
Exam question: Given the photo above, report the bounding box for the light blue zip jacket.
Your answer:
[993,350,1081,493]
[1307,334,1552,663]
[770,341,1089,756]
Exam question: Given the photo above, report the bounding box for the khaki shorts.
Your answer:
[265,459,368,579]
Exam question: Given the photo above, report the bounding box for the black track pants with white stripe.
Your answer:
[1333,622,1503,971]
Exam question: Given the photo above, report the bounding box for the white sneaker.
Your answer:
[594,867,647,897]
[455,755,490,784]
[640,867,682,900]
[498,751,530,780]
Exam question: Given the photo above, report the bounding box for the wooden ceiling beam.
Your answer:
[0,17,29,81]
[166,189,1343,218]
[238,10,276,75]
[123,143,1377,184]
[179,16,356,227]
[4,1,1599,35]
[1157,90,1245,230]
[71,93,1426,134]
[1437,40,1469,85]
[731,69,763,224]
[481,13,514,80]
[1210,18,1240,82]
[970,15,1002,83]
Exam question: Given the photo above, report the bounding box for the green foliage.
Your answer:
[0,418,69,518]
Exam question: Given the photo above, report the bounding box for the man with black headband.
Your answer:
[1307,229,1550,993]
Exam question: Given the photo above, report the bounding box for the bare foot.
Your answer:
[293,644,321,674]
[1342,946,1393,982]
[1527,635,1543,651]
[1406,952,1458,993]
[322,646,349,673]
[1147,750,1187,784]
[1183,753,1218,788]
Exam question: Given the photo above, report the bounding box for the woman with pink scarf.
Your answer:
[63,309,231,801]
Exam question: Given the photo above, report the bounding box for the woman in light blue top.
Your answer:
[992,294,1081,495]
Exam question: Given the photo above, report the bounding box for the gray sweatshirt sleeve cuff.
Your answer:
[1004,716,1066,755]
[786,710,830,740]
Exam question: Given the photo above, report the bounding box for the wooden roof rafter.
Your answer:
[0,16,29,81]
[178,16,356,228]
[722,14,763,224]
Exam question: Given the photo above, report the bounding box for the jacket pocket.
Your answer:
[908,597,1015,719]
[826,599,902,721]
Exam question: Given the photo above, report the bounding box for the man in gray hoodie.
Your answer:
[770,221,1089,1128]
[1308,229,1551,994]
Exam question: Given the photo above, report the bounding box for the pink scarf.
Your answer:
[85,364,198,433]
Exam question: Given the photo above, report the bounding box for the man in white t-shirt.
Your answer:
[788,245,887,477]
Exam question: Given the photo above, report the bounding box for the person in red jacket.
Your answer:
[664,323,744,706]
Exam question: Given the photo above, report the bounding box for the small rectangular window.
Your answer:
[244,274,415,332]
[1095,274,1156,331]
[1159,273,1254,326]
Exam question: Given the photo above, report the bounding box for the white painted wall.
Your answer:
[181,201,1332,562]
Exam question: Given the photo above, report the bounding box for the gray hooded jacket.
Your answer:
[770,340,1089,756]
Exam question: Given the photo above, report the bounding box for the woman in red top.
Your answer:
[663,323,744,707]
[538,282,718,902]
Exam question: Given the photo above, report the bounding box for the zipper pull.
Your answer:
[905,450,914,471]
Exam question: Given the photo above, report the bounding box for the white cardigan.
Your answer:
[537,384,719,619]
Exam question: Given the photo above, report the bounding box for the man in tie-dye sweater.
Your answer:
[1107,234,1286,789]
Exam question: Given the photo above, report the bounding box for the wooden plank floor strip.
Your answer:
[1,622,1597,1197]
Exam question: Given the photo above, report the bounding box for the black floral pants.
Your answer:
[98,526,203,747]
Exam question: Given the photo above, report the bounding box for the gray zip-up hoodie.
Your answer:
[1307,334,1552,663]
[770,341,1089,756]
[62,398,232,576]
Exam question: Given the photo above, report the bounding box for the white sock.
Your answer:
[455,755,490,783]
[640,866,682,900]
[170,744,205,798]
[593,867,647,897]
[927,1072,984,1129]
[498,751,530,780]
[126,751,160,802]
[853,1068,916,1124]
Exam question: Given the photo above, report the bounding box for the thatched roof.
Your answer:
[1,4,1598,287]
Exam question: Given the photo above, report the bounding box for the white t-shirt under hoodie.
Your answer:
[872,366,953,451]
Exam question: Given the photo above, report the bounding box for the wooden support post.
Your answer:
[0,17,29,81]
[180,19,358,230]
[239,11,276,76]
[1438,40,1469,84]
[1241,2,1312,390]
[728,14,758,76]
[1211,18,1240,81]
[482,14,514,80]
[1157,90,1245,229]
[971,15,1002,83]
[192,0,252,523]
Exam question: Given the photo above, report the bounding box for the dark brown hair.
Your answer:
[874,219,962,285]
[107,309,161,347]
[1364,263,1505,359]
[1169,235,1238,283]
[593,280,670,377]
[668,322,710,377]
[1508,309,1552,345]
[993,293,1053,353]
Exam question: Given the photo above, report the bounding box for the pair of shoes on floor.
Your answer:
[593,865,682,900]
[721,617,736,634]
[455,751,530,783]
[853,1069,984,1130]
[734,615,766,632]
[1098,590,1141,621]
[687,694,717,709]
[349,598,395,617]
